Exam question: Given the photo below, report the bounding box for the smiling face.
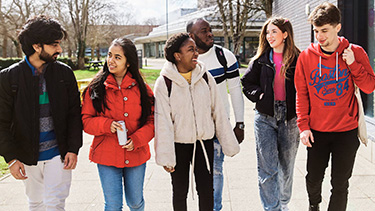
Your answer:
[107,44,128,78]
[174,38,199,73]
[266,23,288,53]
[313,23,341,51]
[190,20,214,54]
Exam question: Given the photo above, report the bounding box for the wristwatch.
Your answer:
[238,123,245,130]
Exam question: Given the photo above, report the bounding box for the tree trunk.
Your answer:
[96,45,100,61]
[91,46,94,60]
[217,0,230,49]
[77,39,86,69]
[12,39,23,58]
[264,0,273,18]
[2,35,7,57]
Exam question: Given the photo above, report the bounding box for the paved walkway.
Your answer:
[1,58,375,211]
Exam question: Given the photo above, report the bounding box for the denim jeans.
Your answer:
[254,101,299,211]
[97,163,146,211]
[213,138,224,211]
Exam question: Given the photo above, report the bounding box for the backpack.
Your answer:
[214,46,228,74]
[163,72,209,97]
[9,68,19,97]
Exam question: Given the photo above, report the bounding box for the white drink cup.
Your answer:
[117,121,127,145]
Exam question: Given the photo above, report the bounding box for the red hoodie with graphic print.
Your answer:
[295,37,375,133]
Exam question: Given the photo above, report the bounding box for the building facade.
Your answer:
[135,5,265,63]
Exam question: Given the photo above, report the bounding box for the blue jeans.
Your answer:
[213,138,224,211]
[254,101,299,211]
[97,163,146,211]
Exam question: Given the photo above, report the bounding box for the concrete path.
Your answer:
[1,58,375,211]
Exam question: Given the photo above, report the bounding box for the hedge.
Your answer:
[0,57,77,70]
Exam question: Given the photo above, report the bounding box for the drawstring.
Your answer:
[319,56,322,78]
[336,52,339,82]
[190,139,211,200]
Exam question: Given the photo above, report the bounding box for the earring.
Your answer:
[283,39,286,43]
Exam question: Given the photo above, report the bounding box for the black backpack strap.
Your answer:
[164,73,208,97]
[10,69,18,96]
[163,76,172,97]
[215,46,228,73]
[202,72,209,84]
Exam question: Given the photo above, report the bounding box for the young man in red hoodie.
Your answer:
[295,2,375,211]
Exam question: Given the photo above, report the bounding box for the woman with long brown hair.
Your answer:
[241,17,300,211]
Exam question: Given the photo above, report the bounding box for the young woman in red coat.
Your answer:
[82,38,154,211]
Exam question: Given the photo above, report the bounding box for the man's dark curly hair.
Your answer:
[18,15,67,56]
[308,2,341,27]
[164,32,190,64]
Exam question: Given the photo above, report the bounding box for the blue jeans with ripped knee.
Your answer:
[213,138,225,211]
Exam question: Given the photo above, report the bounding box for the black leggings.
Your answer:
[306,129,360,211]
[171,138,214,211]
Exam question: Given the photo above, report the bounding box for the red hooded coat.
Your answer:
[82,72,154,168]
[295,37,375,133]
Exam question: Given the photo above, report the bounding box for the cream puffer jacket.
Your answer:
[154,61,240,168]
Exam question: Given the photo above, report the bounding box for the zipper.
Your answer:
[33,76,39,162]
[265,63,276,117]
[189,85,198,141]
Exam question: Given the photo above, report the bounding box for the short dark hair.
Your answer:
[164,33,190,64]
[18,15,67,56]
[186,18,206,33]
[308,2,341,26]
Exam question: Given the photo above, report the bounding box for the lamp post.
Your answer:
[166,0,169,40]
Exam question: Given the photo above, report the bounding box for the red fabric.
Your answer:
[82,72,154,168]
[295,37,375,133]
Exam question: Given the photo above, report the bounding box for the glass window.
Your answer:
[144,43,156,58]
[158,42,165,58]
[243,37,259,62]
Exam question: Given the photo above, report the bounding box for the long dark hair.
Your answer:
[83,38,153,128]
[252,17,300,78]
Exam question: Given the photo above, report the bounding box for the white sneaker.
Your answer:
[281,204,289,211]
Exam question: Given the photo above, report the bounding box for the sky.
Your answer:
[129,0,197,24]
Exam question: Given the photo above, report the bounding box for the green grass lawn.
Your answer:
[240,63,248,68]
[0,156,9,177]
[73,68,161,86]
[74,68,99,80]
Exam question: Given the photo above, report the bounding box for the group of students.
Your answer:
[1,2,375,211]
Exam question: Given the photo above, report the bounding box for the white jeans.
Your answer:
[23,155,72,211]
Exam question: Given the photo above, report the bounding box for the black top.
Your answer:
[241,49,298,121]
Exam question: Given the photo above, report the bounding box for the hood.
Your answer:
[308,36,350,57]
[160,60,206,87]
[307,37,350,82]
